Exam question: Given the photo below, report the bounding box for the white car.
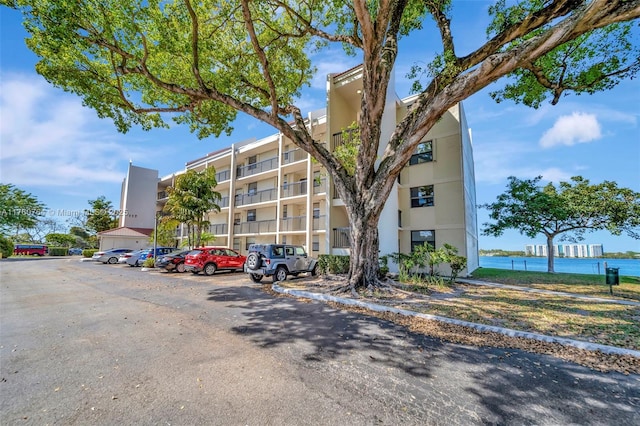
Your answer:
[92,248,134,264]
[118,250,144,264]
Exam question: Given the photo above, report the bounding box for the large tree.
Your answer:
[85,196,118,234]
[0,183,45,236]
[482,176,640,273]
[6,0,640,290]
[164,167,221,248]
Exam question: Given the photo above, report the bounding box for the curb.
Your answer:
[272,284,640,359]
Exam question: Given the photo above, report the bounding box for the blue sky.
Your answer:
[1,2,639,253]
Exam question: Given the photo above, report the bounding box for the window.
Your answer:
[409,141,433,165]
[247,209,256,222]
[247,155,257,170]
[312,235,319,252]
[410,185,434,207]
[248,182,257,195]
[313,171,321,186]
[234,213,241,225]
[313,203,320,218]
[285,246,295,256]
[295,247,306,256]
[411,230,435,252]
[246,237,255,250]
[398,210,402,227]
[233,238,240,251]
[283,205,288,218]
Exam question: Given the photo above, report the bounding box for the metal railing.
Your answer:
[218,196,230,208]
[333,227,351,248]
[209,223,228,235]
[281,181,308,198]
[233,219,277,234]
[157,191,168,200]
[282,148,307,165]
[236,156,278,178]
[313,178,327,194]
[332,128,359,150]
[216,169,231,182]
[235,188,277,206]
[280,216,306,232]
[312,215,325,230]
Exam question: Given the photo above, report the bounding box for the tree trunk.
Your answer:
[546,234,555,273]
[346,207,383,292]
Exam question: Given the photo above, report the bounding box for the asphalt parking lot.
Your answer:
[2,258,639,425]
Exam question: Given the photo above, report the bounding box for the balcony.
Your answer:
[332,127,359,150]
[234,219,277,234]
[219,196,230,208]
[281,181,307,198]
[216,169,231,182]
[313,178,327,195]
[282,148,307,165]
[236,156,278,178]
[157,191,168,200]
[333,227,351,248]
[280,216,306,232]
[209,223,228,235]
[312,215,326,231]
[235,188,277,206]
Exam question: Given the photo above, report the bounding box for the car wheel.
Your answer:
[204,263,217,276]
[249,273,263,283]
[274,266,287,283]
[176,262,185,273]
[108,257,117,264]
[246,252,261,269]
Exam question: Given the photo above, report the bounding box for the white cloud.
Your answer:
[0,73,151,187]
[539,112,602,148]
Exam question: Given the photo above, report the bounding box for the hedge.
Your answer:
[316,255,350,275]
[49,247,69,256]
[82,249,98,258]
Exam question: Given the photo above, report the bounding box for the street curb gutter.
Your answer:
[272,284,640,359]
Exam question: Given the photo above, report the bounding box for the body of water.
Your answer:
[479,256,640,277]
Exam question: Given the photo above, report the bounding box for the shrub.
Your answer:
[317,255,350,275]
[0,235,13,258]
[82,249,98,258]
[142,257,155,268]
[48,247,68,256]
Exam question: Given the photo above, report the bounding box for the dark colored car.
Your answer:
[184,247,247,276]
[130,247,175,267]
[155,249,192,273]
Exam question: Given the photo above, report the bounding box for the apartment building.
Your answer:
[158,65,479,274]
[525,243,604,258]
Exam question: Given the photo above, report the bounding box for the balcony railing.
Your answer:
[333,227,351,248]
[218,196,230,208]
[282,148,307,165]
[209,223,228,235]
[235,188,277,206]
[216,169,231,182]
[312,215,325,230]
[234,219,277,234]
[332,127,359,150]
[280,216,306,232]
[281,181,307,198]
[236,156,278,178]
[157,191,168,200]
[313,178,327,194]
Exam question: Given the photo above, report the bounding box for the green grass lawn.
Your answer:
[469,267,640,301]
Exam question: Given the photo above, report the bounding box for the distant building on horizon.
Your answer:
[525,243,604,258]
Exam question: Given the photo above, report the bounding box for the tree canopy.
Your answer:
[0,183,45,236]
[6,0,640,289]
[85,196,119,234]
[481,176,640,272]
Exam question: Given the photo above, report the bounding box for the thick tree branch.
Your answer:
[184,0,207,90]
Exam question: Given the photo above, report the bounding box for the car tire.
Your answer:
[204,263,217,276]
[274,266,287,283]
[108,257,117,264]
[311,264,317,277]
[176,262,185,273]
[246,252,262,270]
[249,273,263,283]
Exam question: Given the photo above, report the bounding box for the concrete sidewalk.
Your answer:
[272,283,640,359]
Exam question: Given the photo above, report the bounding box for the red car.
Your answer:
[184,247,247,276]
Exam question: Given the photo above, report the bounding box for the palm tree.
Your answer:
[164,168,221,248]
